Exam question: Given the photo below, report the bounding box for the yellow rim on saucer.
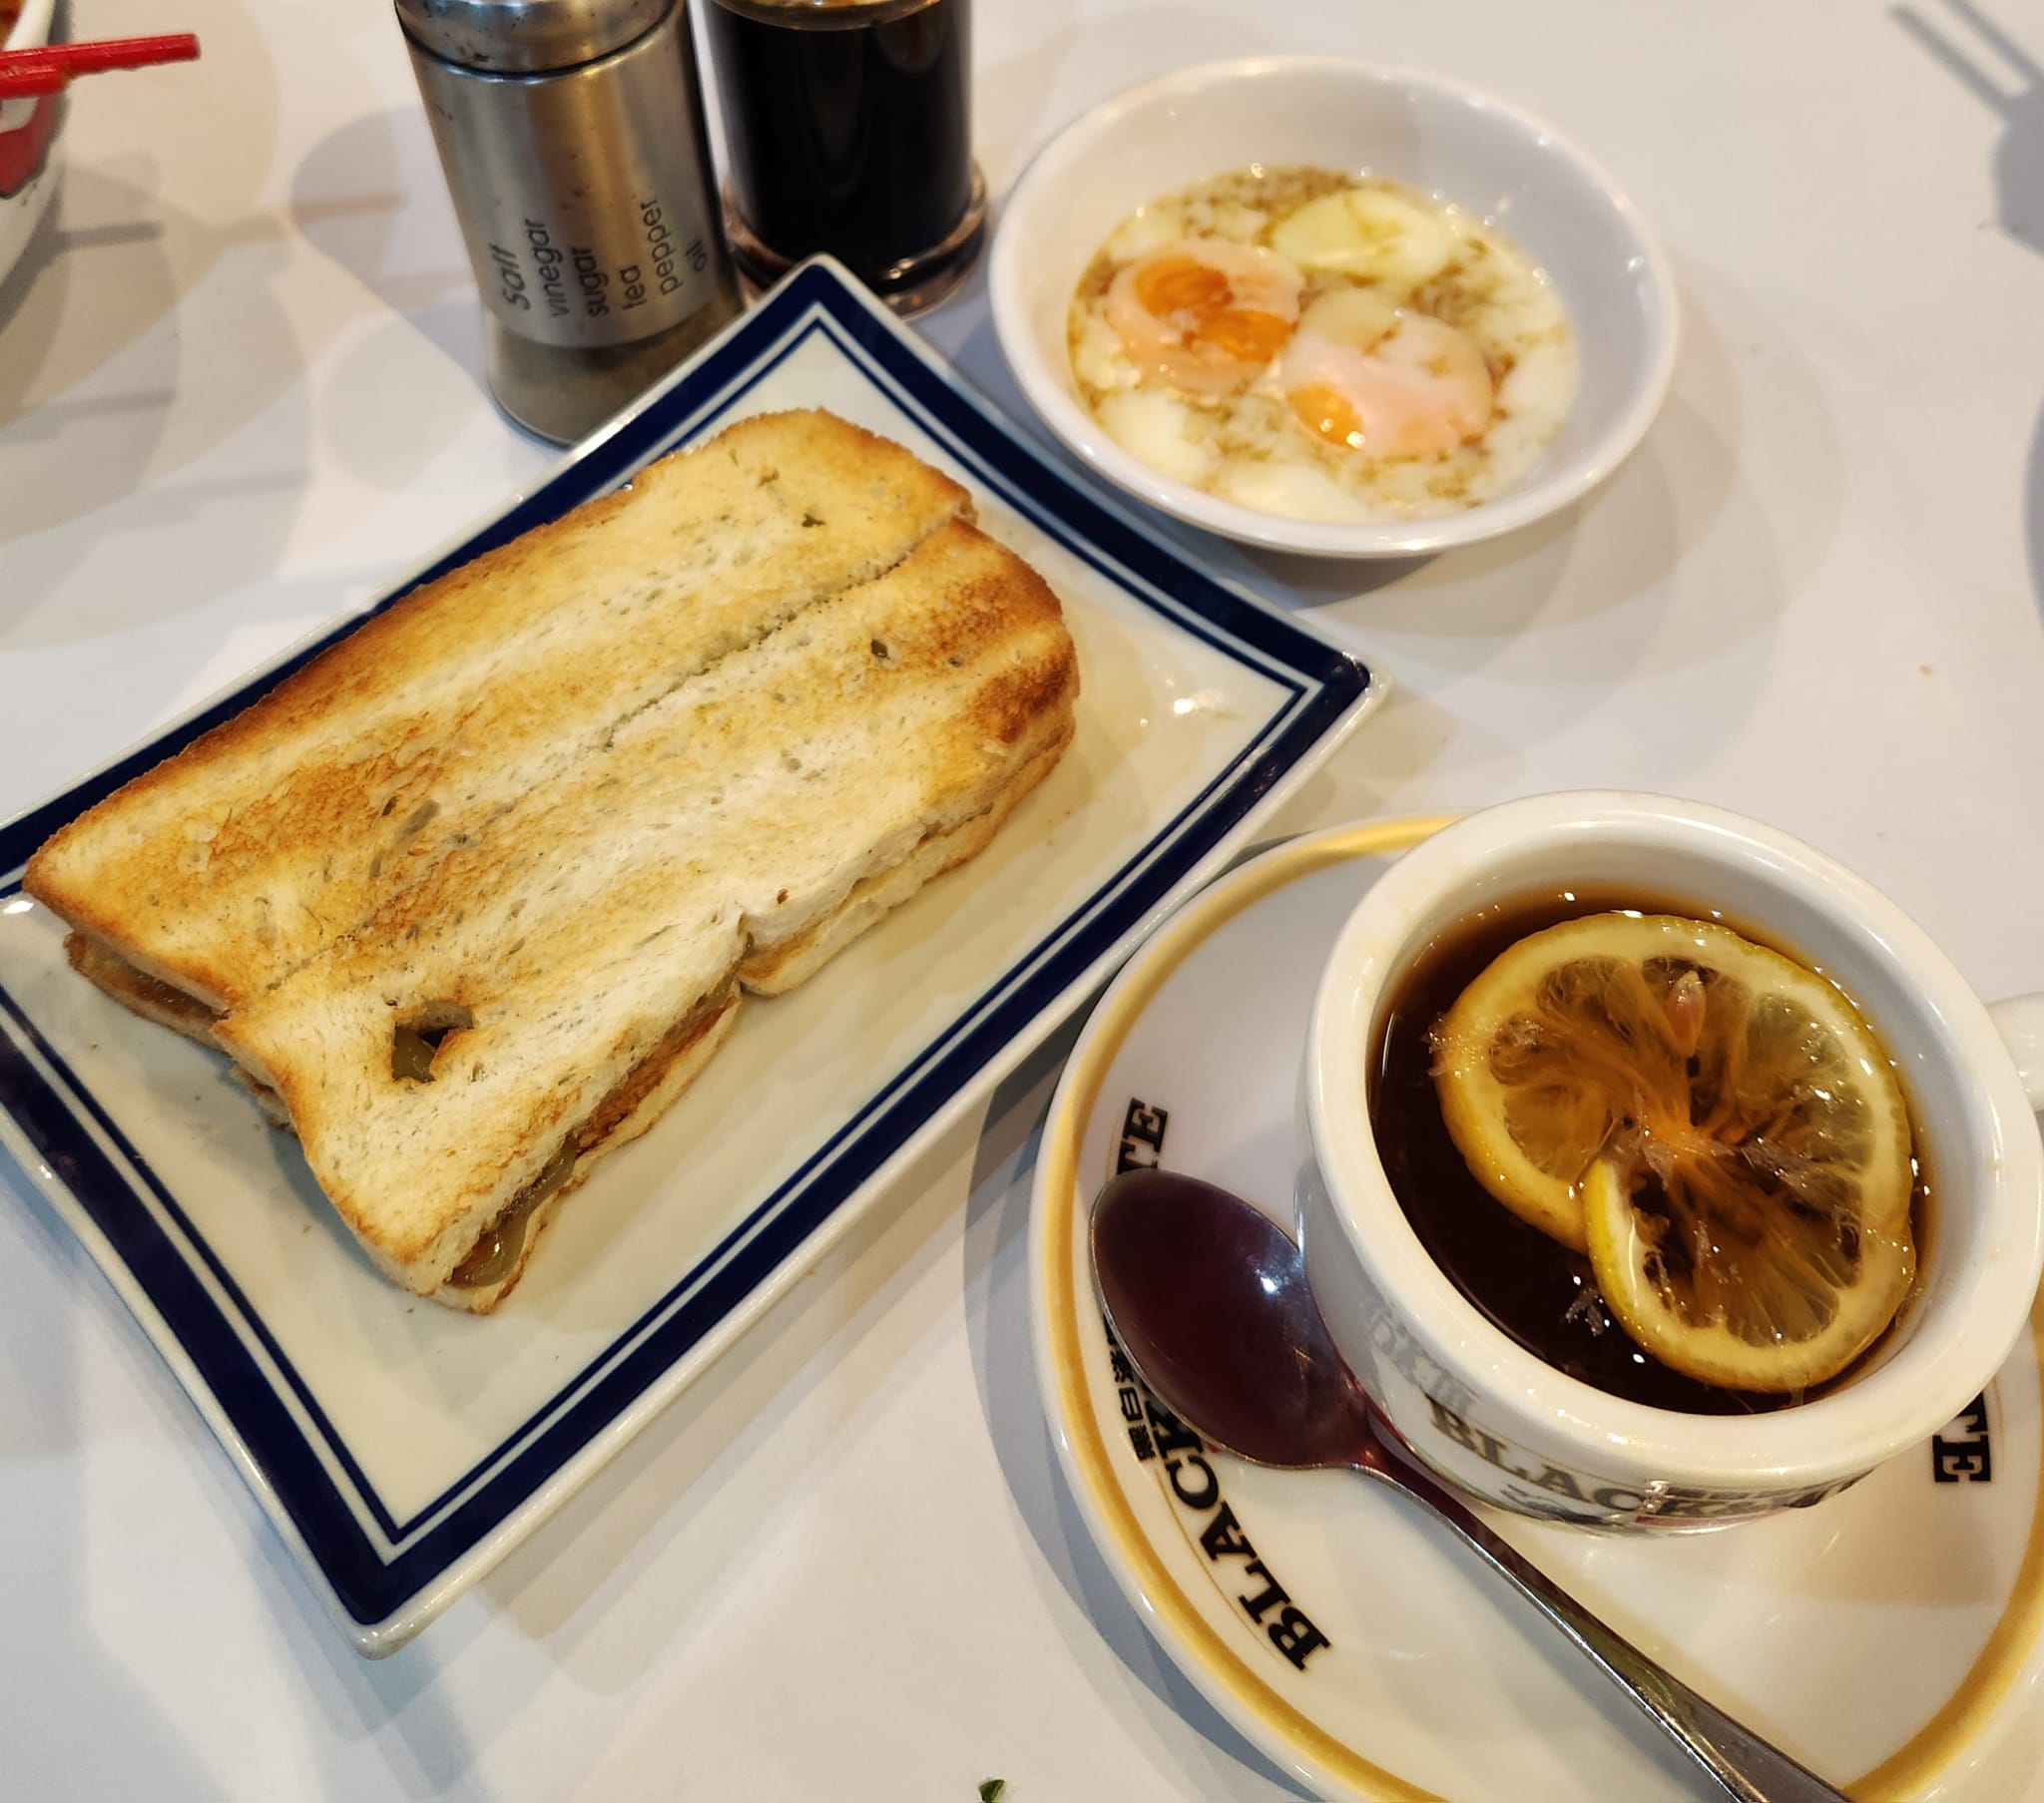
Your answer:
[1036,814,2044,1802]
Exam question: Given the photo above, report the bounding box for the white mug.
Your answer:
[1296,792,2044,1529]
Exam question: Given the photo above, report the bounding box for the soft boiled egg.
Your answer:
[1276,287,1494,461]
[1105,239,1303,396]
[1066,167,1578,526]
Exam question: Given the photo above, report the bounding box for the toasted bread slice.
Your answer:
[215,521,1078,1308]
[27,411,969,1012]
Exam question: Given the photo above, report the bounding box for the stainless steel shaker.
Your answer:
[395,0,740,443]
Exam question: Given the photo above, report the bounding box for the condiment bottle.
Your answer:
[395,0,740,443]
[704,0,985,313]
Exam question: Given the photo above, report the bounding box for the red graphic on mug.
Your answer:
[0,94,58,200]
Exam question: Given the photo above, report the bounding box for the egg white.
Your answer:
[1094,390,1219,487]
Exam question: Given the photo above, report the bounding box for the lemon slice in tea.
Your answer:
[1581,1153,1915,1393]
[1431,911,1917,1389]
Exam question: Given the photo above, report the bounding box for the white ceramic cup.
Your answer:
[1297,792,2044,1530]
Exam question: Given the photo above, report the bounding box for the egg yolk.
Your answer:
[1279,300,1494,461]
[1288,382,1365,449]
[1132,259,1293,362]
[1106,241,1303,396]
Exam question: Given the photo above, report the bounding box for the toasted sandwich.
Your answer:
[27,413,1079,1310]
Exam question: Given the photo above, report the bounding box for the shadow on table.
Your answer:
[0,163,313,644]
[0,1144,345,1801]
[1893,0,2044,258]
[286,105,502,497]
[972,1,1278,198]
[959,1036,1317,1801]
[0,0,297,563]
[2032,403,2044,636]
[1897,2,2044,631]
[1233,251,1843,826]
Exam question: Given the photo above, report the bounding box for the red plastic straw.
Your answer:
[0,65,64,98]
[0,33,200,100]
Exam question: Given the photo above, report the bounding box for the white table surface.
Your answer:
[5,0,2044,1797]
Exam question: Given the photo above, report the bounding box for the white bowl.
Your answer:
[0,0,62,292]
[989,57,1679,559]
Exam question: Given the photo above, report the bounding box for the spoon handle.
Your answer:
[1360,1459,1848,1803]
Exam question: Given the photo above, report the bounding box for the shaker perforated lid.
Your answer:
[394,0,670,74]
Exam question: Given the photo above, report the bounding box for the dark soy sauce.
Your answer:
[1369,888,1925,1417]
[706,0,973,281]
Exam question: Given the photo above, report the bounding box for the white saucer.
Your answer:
[1029,817,2044,1801]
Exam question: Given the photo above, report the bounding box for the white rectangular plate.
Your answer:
[0,259,1378,1652]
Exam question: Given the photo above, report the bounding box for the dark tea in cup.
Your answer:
[1369,886,1929,1416]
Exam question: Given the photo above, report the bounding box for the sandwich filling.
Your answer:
[66,933,220,1045]
[443,984,743,1292]
[447,1138,577,1292]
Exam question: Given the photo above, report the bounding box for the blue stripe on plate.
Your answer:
[0,260,1371,1626]
[0,993,408,1570]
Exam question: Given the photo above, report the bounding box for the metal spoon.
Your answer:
[1090,1166,1849,1803]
